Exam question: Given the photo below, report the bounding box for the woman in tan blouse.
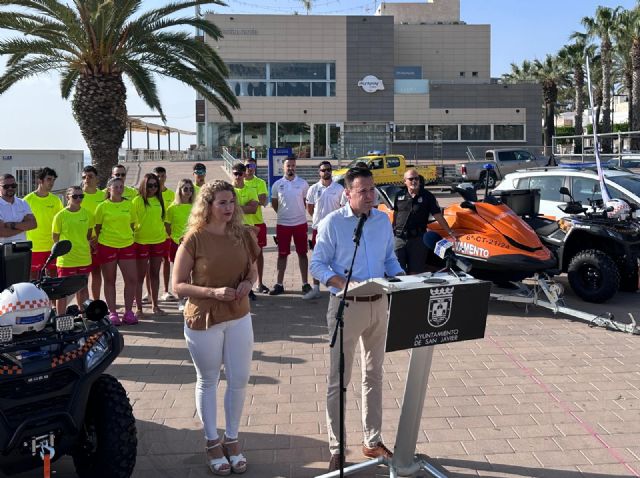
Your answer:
[173,180,259,476]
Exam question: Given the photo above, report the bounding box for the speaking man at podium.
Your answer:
[310,167,404,472]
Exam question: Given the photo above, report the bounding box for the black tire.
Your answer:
[567,249,620,303]
[72,374,137,478]
[479,171,497,188]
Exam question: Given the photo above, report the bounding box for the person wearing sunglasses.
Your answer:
[52,186,94,312]
[0,173,36,243]
[132,173,168,318]
[231,164,260,301]
[24,167,64,279]
[393,168,455,274]
[153,166,176,302]
[243,158,270,294]
[109,164,139,200]
[165,178,196,311]
[81,165,107,300]
[303,160,344,300]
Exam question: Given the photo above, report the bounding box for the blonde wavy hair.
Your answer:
[186,180,245,244]
[174,178,195,205]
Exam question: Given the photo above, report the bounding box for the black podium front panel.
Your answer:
[385,281,491,352]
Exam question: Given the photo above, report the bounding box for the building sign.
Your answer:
[358,75,385,93]
[1,156,12,161]
[221,29,258,36]
[394,66,422,79]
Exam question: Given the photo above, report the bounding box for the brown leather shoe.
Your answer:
[362,441,393,459]
[328,453,344,472]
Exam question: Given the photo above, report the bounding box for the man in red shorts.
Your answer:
[244,157,270,294]
[269,157,311,296]
[23,168,63,279]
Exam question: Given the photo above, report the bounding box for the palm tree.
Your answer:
[558,33,594,153]
[300,0,312,15]
[532,55,571,156]
[0,0,239,185]
[582,5,623,153]
[613,8,635,129]
[626,6,640,150]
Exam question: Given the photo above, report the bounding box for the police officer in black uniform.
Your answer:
[393,168,455,273]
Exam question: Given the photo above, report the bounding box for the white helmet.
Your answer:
[0,283,51,335]
[606,198,631,220]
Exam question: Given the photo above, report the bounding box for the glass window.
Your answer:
[329,63,336,80]
[515,178,530,189]
[428,125,458,141]
[497,151,518,162]
[312,82,327,97]
[395,125,426,141]
[514,150,533,161]
[386,157,401,168]
[228,63,266,80]
[329,82,336,97]
[608,175,640,198]
[271,63,327,80]
[495,124,525,141]
[530,176,565,201]
[211,123,242,159]
[571,177,601,203]
[243,123,268,159]
[461,125,491,141]
[370,158,384,170]
[276,82,310,97]
[313,124,327,157]
[278,123,310,158]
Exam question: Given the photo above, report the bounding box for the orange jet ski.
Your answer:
[426,184,557,283]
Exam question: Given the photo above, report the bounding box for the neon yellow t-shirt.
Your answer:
[24,192,64,252]
[194,184,201,197]
[94,200,136,248]
[234,185,260,226]
[81,189,107,215]
[132,196,166,245]
[165,203,193,244]
[52,208,94,267]
[162,188,175,206]
[244,176,267,224]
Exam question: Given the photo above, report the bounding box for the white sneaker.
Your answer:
[178,298,186,311]
[161,292,177,301]
[141,294,150,304]
[302,287,321,300]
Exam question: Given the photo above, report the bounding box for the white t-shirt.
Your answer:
[306,180,344,229]
[271,176,309,226]
[0,197,33,243]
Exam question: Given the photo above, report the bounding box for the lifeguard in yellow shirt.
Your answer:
[132,173,167,317]
[24,167,63,279]
[81,165,106,300]
[52,186,94,313]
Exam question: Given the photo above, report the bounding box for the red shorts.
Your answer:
[311,228,318,249]
[276,223,308,256]
[97,243,137,264]
[57,265,93,277]
[135,242,167,260]
[90,249,101,271]
[168,240,180,262]
[31,251,57,273]
[163,238,172,260]
[255,223,267,248]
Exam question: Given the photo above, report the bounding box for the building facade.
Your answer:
[198,0,541,161]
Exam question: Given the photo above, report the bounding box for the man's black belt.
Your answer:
[332,294,383,302]
[395,229,425,239]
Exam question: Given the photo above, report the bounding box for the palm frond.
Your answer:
[59,67,79,98]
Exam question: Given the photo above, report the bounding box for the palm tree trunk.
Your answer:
[625,70,633,129]
[631,39,640,151]
[72,74,128,186]
[574,66,584,154]
[542,80,557,156]
[601,41,613,153]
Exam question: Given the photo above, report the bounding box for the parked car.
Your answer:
[455,149,550,187]
[333,152,437,185]
[493,165,640,219]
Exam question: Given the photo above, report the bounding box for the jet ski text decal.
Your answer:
[454,241,490,258]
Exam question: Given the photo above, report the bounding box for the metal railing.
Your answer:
[221,147,241,174]
[552,130,640,164]
[121,149,189,162]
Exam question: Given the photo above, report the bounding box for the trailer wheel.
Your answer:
[568,249,619,303]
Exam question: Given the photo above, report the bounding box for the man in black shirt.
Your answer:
[393,169,455,273]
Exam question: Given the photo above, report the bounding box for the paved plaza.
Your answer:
[16,162,640,478]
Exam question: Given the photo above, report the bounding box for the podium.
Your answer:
[316,272,491,478]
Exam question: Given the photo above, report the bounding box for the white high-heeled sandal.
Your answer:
[222,438,247,474]
[205,442,231,476]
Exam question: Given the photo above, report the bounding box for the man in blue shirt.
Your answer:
[311,167,404,472]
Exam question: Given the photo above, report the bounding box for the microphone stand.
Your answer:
[329,214,366,478]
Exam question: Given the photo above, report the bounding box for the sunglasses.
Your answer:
[320,168,332,172]
[232,171,244,176]
[147,183,159,189]
[406,177,420,181]
[245,163,256,168]
[81,175,94,180]
[71,194,85,199]
[114,173,126,178]
[1,184,17,189]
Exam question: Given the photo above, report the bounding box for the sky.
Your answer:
[0,0,636,153]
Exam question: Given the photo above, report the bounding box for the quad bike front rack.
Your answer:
[490,273,640,334]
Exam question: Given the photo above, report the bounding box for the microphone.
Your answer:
[423,232,472,273]
[353,213,367,244]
